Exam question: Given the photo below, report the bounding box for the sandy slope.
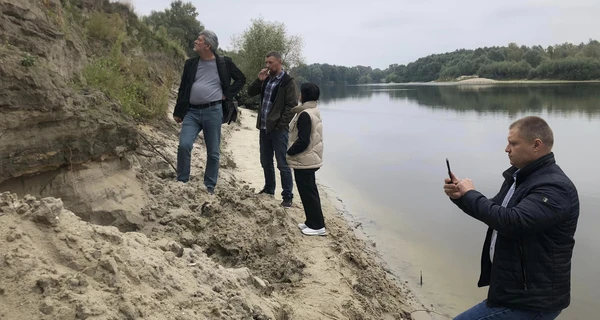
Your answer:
[0,107,430,320]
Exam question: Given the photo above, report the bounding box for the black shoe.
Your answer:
[281,198,292,208]
[258,188,274,196]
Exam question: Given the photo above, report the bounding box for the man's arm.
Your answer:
[451,188,504,211]
[247,79,263,98]
[223,58,246,100]
[450,197,470,213]
[173,60,190,118]
[276,79,298,131]
[459,183,573,237]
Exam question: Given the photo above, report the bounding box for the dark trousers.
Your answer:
[259,129,293,199]
[294,168,325,229]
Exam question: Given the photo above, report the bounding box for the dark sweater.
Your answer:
[286,112,311,156]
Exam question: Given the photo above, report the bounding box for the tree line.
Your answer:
[292,41,600,84]
[141,1,600,98]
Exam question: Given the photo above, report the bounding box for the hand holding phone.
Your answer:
[444,158,463,198]
[446,158,456,184]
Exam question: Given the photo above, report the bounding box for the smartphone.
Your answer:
[446,158,453,182]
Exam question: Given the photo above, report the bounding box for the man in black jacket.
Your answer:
[173,30,246,194]
[443,116,579,320]
[247,51,298,207]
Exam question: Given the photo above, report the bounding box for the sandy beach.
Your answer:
[226,109,444,320]
[0,105,440,319]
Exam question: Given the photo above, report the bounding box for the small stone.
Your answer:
[156,238,170,251]
[0,287,5,295]
[68,278,80,286]
[24,194,36,203]
[33,198,64,225]
[251,276,273,296]
[39,297,54,315]
[119,301,137,320]
[17,205,29,215]
[99,257,119,274]
[169,241,184,258]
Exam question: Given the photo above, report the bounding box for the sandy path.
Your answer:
[226,109,432,319]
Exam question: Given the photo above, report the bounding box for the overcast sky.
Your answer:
[129,0,600,69]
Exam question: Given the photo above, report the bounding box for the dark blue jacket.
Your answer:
[452,152,579,312]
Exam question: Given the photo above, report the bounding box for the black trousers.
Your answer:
[293,168,325,229]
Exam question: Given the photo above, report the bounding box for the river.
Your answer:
[316,83,600,319]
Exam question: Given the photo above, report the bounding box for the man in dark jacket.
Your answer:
[443,116,579,320]
[247,51,298,207]
[173,30,246,194]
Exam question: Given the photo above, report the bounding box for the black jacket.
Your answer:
[173,54,246,119]
[247,72,298,133]
[451,153,579,312]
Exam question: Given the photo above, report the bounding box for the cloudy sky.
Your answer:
[129,0,600,69]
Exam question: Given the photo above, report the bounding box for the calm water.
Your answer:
[316,83,600,319]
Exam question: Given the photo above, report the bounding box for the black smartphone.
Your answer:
[446,158,453,182]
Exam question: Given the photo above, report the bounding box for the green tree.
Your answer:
[524,50,543,68]
[233,17,304,77]
[583,39,600,58]
[487,48,505,62]
[231,17,304,105]
[143,0,203,57]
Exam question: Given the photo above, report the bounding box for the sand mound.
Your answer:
[457,78,498,84]
[0,192,286,320]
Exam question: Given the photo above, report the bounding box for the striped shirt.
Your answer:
[260,71,285,130]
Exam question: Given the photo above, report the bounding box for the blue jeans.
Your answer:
[454,300,561,320]
[259,129,293,199]
[176,105,222,190]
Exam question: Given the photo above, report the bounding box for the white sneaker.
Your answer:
[298,223,307,230]
[301,227,327,236]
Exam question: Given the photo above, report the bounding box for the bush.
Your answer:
[531,57,600,80]
[21,53,36,67]
[83,34,174,120]
[85,12,125,43]
[477,61,532,80]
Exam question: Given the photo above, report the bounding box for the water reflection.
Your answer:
[320,83,600,117]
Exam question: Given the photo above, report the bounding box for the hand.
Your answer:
[173,116,183,123]
[456,179,475,196]
[443,172,461,199]
[222,95,226,100]
[258,68,269,81]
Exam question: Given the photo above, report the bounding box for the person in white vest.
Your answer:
[286,83,326,236]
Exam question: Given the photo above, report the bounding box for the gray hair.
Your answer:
[199,29,219,52]
[266,51,282,61]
